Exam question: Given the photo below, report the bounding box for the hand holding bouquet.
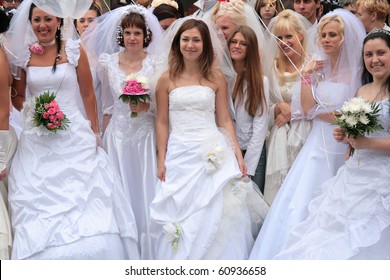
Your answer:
[119,74,151,118]
[334,97,383,157]
[33,91,70,133]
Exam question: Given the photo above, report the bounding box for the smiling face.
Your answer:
[319,21,342,58]
[122,25,145,51]
[30,7,61,44]
[229,32,248,62]
[179,27,203,62]
[215,14,238,40]
[275,27,303,60]
[364,38,390,81]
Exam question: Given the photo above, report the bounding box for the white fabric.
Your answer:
[0,131,8,172]
[150,86,268,260]
[32,0,92,18]
[0,127,16,260]
[250,82,352,260]
[228,78,269,176]
[100,52,159,260]
[264,71,312,205]
[8,40,139,260]
[274,100,390,260]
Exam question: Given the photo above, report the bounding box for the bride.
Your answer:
[6,0,139,259]
[150,18,268,260]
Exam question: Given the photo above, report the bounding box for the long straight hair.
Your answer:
[228,25,266,117]
[168,19,214,82]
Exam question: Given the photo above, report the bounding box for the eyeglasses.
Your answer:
[4,0,23,3]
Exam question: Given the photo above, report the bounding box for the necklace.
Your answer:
[40,39,56,47]
[119,59,143,71]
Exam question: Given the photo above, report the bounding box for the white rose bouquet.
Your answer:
[335,97,383,157]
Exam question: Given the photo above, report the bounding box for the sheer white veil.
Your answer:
[306,8,366,119]
[5,0,90,78]
[81,1,164,70]
[204,0,267,51]
[261,10,312,121]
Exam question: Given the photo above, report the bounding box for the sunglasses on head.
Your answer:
[4,0,22,3]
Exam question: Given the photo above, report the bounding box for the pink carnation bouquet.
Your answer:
[119,74,151,118]
[33,91,70,133]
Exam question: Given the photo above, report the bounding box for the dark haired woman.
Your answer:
[83,4,164,260]
[150,18,266,260]
[74,0,103,35]
[6,0,139,259]
[274,29,390,260]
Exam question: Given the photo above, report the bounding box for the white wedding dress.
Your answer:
[150,86,268,260]
[8,40,140,260]
[250,81,350,259]
[275,99,390,259]
[99,52,158,260]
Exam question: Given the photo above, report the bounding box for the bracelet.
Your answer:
[301,74,311,86]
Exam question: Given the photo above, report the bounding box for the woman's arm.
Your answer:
[76,45,99,134]
[0,48,10,129]
[348,136,390,154]
[11,69,26,111]
[155,72,170,182]
[214,70,247,176]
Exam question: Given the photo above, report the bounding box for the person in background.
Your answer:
[355,0,390,33]
[293,0,321,25]
[262,9,312,205]
[275,28,390,260]
[151,0,181,30]
[342,0,357,14]
[254,0,279,28]
[75,0,103,36]
[227,25,269,193]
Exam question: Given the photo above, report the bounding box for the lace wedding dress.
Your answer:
[99,52,159,260]
[150,86,268,260]
[8,40,139,260]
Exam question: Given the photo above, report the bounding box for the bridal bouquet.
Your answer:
[335,96,383,157]
[33,91,70,133]
[119,74,151,118]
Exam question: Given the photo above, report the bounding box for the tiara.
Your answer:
[118,4,151,31]
[367,28,390,38]
[151,0,179,10]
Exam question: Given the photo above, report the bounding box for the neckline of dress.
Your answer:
[170,85,215,94]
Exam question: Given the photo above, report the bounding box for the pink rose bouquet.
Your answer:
[119,74,151,118]
[33,91,70,133]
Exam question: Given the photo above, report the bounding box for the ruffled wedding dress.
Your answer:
[99,52,159,260]
[275,99,390,259]
[8,40,140,260]
[150,86,268,260]
[250,82,350,259]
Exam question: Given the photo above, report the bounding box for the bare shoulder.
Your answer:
[210,68,226,92]
[356,83,372,99]
[156,70,171,93]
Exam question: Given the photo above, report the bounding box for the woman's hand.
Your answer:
[237,156,247,177]
[302,59,324,75]
[157,162,166,182]
[0,169,6,181]
[348,135,368,150]
[129,101,150,113]
[275,113,289,127]
[333,127,347,143]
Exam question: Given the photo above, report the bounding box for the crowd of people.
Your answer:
[0,0,389,260]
